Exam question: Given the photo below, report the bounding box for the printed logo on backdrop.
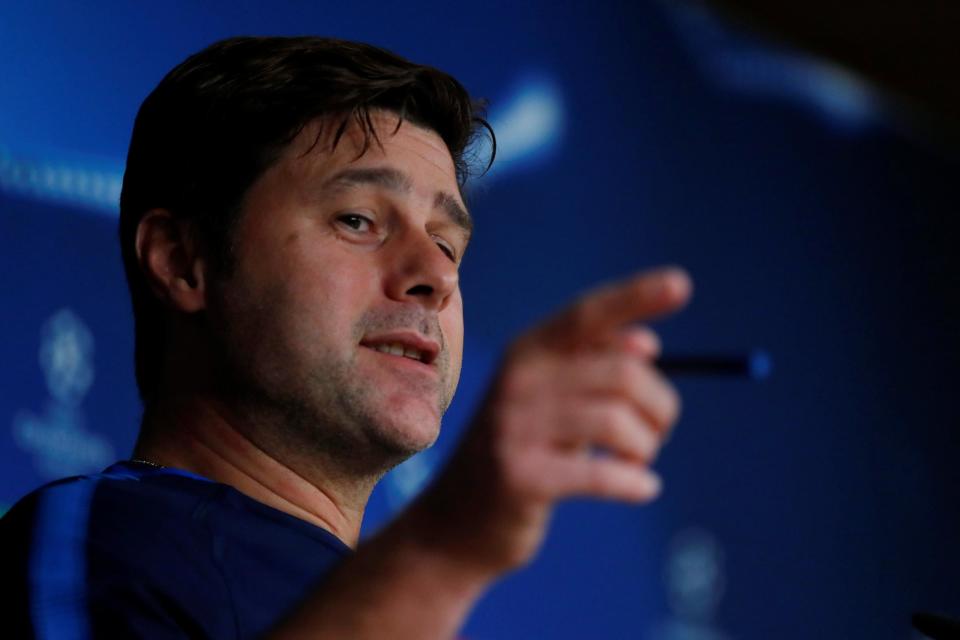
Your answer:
[11,308,115,479]
[471,74,565,181]
[0,146,123,215]
[663,2,881,133]
[647,527,731,640]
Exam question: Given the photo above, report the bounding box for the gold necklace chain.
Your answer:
[130,458,166,469]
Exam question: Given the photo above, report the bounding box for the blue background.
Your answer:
[2,1,959,638]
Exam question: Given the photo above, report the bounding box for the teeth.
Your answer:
[372,343,424,362]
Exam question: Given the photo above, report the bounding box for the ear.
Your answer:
[135,209,208,313]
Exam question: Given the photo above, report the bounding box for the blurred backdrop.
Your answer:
[2,1,959,638]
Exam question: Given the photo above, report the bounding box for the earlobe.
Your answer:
[135,209,207,313]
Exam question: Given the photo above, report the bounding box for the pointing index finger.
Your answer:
[537,267,692,348]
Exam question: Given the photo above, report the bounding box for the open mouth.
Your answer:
[359,332,440,366]
[367,342,429,363]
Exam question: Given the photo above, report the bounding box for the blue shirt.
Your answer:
[0,461,351,638]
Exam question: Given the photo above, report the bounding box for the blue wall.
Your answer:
[3,2,959,638]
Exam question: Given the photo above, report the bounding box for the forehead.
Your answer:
[280,111,461,199]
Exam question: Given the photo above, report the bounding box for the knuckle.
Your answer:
[586,463,609,495]
[497,359,540,399]
[494,401,542,444]
[563,299,596,337]
[640,427,662,464]
[641,368,680,430]
[587,462,628,498]
[498,446,528,487]
[626,326,661,358]
[497,369,526,399]
[627,415,658,461]
[596,405,628,441]
[491,407,519,441]
[634,422,657,459]
[612,356,642,392]
[661,381,681,427]
[629,277,652,301]
[642,327,662,352]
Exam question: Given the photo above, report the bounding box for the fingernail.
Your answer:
[625,329,660,358]
[659,268,691,301]
[644,470,662,497]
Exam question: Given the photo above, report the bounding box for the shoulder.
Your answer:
[1,462,223,557]
[0,462,354,638]
[0,463,236,638]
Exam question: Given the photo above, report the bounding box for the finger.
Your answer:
[590,325,663,361]
[534,353,681,434]
[549,401,661,463]
[518,452,662,503]
[535,267,692,349]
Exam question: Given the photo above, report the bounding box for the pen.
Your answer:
[658,350,772,380]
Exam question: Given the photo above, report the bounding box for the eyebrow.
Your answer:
[324,167,473,235]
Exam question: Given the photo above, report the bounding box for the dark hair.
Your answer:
[119,36,494,404]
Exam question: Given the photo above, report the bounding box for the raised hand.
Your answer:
[412,267,693,576]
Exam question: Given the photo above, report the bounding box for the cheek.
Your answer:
[442,293,465,379]
[233,239,374,349]
[283,255,376,340]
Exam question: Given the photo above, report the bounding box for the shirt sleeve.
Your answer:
[0,479,234,639]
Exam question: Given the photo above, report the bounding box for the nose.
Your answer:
[383,229,459,311]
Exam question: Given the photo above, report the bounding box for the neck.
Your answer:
[134,393,374,548]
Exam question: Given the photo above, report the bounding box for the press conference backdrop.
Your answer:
[2,2,960,638]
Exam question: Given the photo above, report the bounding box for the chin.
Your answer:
[385,417,441,454]
[370,405,441,459]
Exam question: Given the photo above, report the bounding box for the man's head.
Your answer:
[120,36,492,475]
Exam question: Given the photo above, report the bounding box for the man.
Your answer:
[1,36,691,638]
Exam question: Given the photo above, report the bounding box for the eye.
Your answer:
[336,213,374,232]
[432,235,458,262]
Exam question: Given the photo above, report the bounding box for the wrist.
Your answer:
[382,501,503,595]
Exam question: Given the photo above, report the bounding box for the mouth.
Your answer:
[359,331,440,366]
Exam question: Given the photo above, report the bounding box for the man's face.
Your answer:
[208,112,469,473]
